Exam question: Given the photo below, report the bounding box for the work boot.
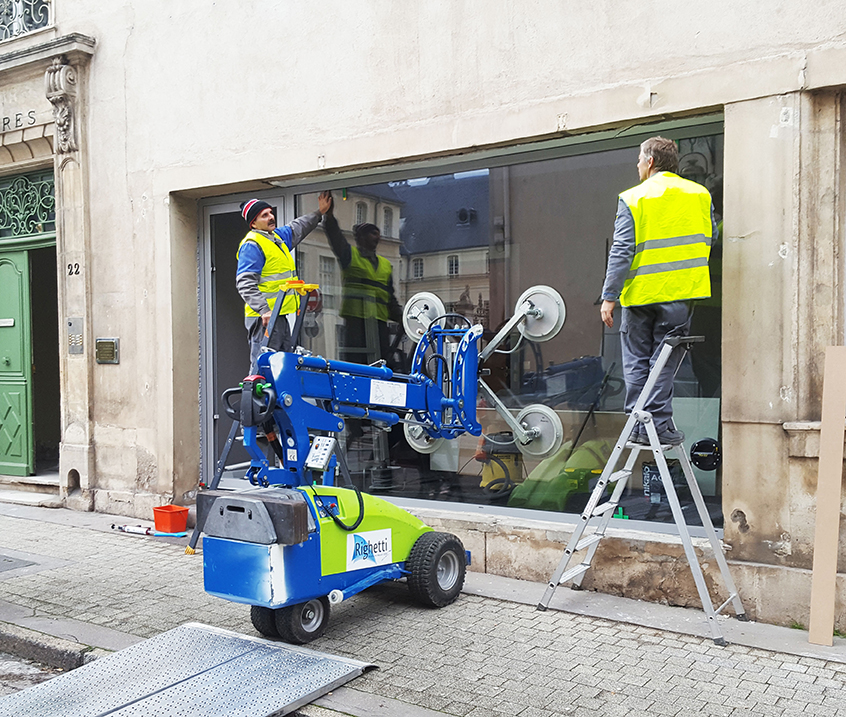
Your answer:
[655,427,685,445]
[628,428,649,445]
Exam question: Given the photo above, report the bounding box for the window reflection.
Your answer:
[293,132,723,526]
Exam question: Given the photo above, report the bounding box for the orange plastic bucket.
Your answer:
[153,505,189,533]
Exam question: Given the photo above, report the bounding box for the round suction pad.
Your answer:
[514,404,563,460]
[404,422,445,454]
[690,437,721,471]
[515,286,566,343]
[403,292,446,343]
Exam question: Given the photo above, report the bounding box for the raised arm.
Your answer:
[322,196,352,269]
[278,191,334,250]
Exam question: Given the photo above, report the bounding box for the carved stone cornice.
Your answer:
[0,32,94,74]
[45,55,77,153]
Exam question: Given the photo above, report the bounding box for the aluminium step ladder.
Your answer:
[537,335,747,645]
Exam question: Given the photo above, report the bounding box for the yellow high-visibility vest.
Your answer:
[341,247,392,321]
[237,231,299,318]
[619,172,713,307]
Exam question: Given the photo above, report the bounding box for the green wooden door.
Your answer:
[0,250,33,476]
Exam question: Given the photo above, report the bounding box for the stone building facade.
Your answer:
[0,2,844,630]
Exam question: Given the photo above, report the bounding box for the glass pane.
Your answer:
[0,0,51,41]
[294,131,723,527]
[0,170,55,239]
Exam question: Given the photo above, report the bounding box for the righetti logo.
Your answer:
[346,529,392,571]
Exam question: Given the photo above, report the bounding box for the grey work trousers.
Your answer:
[247,313,295,373]
[620,301,693,431]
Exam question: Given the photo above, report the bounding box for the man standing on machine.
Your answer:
[236,192,332,370]
[599,137,717,445]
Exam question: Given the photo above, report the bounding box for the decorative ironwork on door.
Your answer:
[0,171,55,239]
[0,0,51,41]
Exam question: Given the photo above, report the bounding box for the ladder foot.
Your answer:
[713,637,727,647]
[736,613,749,622]
[570,583,583,591]
[536,603,548,612]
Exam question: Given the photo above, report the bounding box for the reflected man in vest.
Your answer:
[236,193,332,370]
[600,137,717,445]
[323,198,403,365]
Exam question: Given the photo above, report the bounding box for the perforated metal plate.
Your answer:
[0,623,373,717]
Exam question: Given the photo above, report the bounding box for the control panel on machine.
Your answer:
[305,436,337,471]
[314,494,341,518]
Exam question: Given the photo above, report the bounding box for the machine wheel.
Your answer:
[275,597,330,644]
[250,605,279,638]
[407,531,466,608]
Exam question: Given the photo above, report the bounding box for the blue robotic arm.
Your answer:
[235,285,565,489]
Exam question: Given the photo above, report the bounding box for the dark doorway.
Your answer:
[210,211,251,470]
[30,245,60,473]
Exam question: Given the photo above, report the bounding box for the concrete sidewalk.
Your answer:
[0,502,844,716]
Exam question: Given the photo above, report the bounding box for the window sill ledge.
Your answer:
[782,421,846,459]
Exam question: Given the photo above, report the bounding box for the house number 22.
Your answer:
[67,263,80,276]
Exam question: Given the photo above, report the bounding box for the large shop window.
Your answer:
[293,131,723,527]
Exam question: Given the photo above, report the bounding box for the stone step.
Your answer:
[0,487,63,508]
[0,472,61,498]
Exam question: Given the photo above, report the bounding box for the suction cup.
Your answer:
[404,421,445,454]
[690,437,721,471]
[515,404,563,460]
[403,292,446,343]
[515,286,566,343]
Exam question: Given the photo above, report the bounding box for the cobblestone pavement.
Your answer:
[0,511,845,716]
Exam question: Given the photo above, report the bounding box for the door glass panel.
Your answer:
[0,170,55,238]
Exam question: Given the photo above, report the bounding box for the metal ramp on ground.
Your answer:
[0,622,373,717]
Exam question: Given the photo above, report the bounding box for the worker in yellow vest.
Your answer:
[236,192,332,369]
[600,137,717,445]
[323,197,402,365]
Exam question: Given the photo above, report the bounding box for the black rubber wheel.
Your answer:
[274,597,330,644]
[407,531,466,607]
[250,605,279,638]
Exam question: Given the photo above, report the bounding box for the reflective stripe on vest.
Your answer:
[341,247,392,321]
[237,231,299,317]
[619,172,713,307]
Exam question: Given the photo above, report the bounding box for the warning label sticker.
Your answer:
[369,379,406,408]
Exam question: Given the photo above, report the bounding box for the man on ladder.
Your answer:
[538,137,745,645]
[600,137,718,445]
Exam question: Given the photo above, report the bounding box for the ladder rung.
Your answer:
[559,563,590,584]
[609,469,631,484]
[575,533,602,551]
[592,502,617,517]
[715,593,738,616]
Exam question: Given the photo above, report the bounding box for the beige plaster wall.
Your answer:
[50,1,846,189]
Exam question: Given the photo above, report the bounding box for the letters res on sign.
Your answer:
[1,110,37,133]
